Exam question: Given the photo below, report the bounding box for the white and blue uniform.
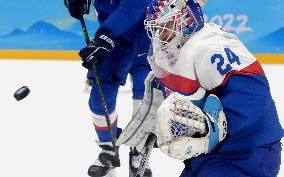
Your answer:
[152,23,283,177]
[88,0,151,142]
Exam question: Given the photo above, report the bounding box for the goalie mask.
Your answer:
[145,0,205,74]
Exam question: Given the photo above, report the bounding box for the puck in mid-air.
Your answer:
[14,86,30,101]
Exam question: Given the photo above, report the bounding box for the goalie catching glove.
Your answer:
[116,72,208,154]
[156,92,227,160]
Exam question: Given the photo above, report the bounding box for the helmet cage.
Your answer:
[145,0,204,47]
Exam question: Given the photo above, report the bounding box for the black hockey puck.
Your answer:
[14,86,30,101]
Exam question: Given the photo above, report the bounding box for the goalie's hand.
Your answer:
[79,28,116,70]
[156,92,227,160]
[64,0,91,20]
[156,89,208,146]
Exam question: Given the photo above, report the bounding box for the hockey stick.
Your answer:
[79,16,119,160]
[135,133,157,177]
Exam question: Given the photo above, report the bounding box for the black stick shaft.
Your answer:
[79,17,90,44]
[135,133,157,177]
[79,16,119,159]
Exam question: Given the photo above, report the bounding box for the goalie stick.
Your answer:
[135,133,157,177]
[78,15,119,160]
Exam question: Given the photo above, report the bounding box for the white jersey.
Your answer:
[151,23,283,157]
[153,23,264,95]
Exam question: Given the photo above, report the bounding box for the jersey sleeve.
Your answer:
[193,28,282,150]
[214,74,283,151]
[100,0,148,37]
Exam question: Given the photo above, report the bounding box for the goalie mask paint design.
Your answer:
[145,0,204,76]
[145,0,204,45]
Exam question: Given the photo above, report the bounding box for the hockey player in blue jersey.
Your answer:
[64,0,152,176]
[117,0,283,176]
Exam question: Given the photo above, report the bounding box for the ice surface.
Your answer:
[0,60,283,177]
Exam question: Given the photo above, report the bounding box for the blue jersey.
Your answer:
[87,0,151,85]
[94,0,148,40]
[87,1,152,143]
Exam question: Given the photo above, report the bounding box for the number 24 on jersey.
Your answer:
[211,48,241,75]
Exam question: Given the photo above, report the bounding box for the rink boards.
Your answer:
[0,50,284,64]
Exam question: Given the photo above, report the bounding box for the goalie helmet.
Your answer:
[145,0,205,73]
[145,0,204,46]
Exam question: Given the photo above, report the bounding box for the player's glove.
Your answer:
[156,92,227,160]
[79,28,116,70]
[64,0,91,19]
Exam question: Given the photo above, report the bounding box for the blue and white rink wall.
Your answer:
[0,0,283,63]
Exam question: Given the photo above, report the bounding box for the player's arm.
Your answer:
[213,74,280,149]
[63,0,115,70]
[79,1,148,70]
[100,0,148,36]
[195,45,281,149]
